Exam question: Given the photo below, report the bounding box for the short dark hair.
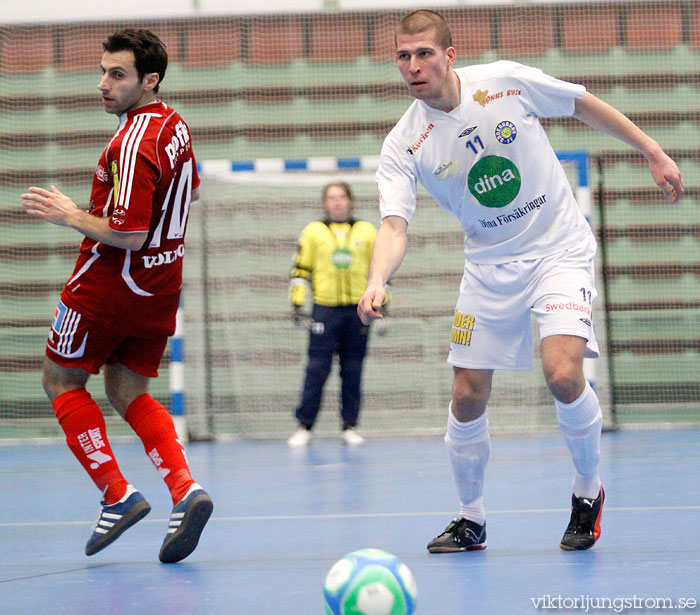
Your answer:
[103,29,168,93]
[396,10,453,51]
[322,182,354,203]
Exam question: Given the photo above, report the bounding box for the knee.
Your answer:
[452,372,491,422]
[42,370,63,401]
[104,381,139,417]
[307,353,333,376]
[541,335,587,403]
[42,359,87,402]
[340,357,363,378]
[104,384,127,415]
[545,365,585,404]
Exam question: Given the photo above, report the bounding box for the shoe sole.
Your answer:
[159,494,214,564]
[559,542,592,551]
[288,441,311,448]
[428,542,487,554]
[85,500,151,556]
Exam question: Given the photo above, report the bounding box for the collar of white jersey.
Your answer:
[415,72,465,118]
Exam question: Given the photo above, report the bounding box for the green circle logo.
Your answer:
[332,248,353,269]
[468,155,521,208]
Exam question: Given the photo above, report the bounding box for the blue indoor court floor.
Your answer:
[1,428,699,615]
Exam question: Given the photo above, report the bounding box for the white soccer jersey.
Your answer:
[377,61,593,264]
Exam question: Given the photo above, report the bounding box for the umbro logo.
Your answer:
[458,126,477,138]
[579,318,591,326]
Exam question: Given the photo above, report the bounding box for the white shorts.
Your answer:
[447,234,599,371]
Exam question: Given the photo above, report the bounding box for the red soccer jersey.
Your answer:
[61,101,200,330]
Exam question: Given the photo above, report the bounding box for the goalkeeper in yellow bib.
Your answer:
[288,182,383,448]
[358,10,683,551]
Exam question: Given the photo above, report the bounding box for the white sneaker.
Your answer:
[341,428,365,447]
[287,427,312,448]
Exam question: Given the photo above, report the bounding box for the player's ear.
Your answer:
[143,72,160,92]
[446,46,456,67]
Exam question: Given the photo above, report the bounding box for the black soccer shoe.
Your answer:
[560,486,605,551]
[427,517,487,553]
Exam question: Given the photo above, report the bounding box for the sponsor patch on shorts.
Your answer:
[451,310,476,346]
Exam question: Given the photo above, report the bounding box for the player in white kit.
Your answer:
[358,10,683,551]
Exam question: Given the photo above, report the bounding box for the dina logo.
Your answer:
[468,156,521,208]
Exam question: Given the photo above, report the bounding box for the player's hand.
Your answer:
[22,185,80,225]
[292,307,313,330]
[647,150,684,203]
[358,283,387,325]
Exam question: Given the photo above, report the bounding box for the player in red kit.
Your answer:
[22,29,212,564]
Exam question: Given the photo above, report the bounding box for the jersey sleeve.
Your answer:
[376,134,418,225]
[289,223,315,307]
[511,63,586,118]
[109,140,159,233]
[363,222,377,255]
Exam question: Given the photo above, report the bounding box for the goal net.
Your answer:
[0,2,698,440]
[181,154,613,439]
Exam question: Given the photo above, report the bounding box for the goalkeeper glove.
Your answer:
[292,306,313,330]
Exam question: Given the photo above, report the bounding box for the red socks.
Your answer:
[125,394,194,505]
[53,389,128,505]
[53,390,194,506]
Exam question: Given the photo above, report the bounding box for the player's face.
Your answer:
[98,50,156,116]
[323,185,353,223]
[396,29,456,110]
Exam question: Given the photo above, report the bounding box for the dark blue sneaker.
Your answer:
[427,517,487,553]
[85,485,151,556]
[159,484,213,563]
[560,486,605,551]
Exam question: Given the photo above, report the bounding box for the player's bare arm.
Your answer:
[358,215,408,325]
[22,185,147,250]
[573,92,683,203]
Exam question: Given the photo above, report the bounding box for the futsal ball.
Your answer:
[323,548,417,615]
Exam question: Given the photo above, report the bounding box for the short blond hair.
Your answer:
[396,10,452,50]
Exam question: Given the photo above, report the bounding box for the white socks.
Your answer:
[444,383,601,524]
[445,405,490,525]
[556,382,602,499]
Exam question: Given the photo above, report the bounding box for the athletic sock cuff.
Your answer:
[555,382,602,430]
[52,388,93,423]
[124,393,161,430]
[445,405,490,446]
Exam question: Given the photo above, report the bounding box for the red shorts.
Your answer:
[46,298,175,377]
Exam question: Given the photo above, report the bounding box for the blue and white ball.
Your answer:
[323,548,417,615]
